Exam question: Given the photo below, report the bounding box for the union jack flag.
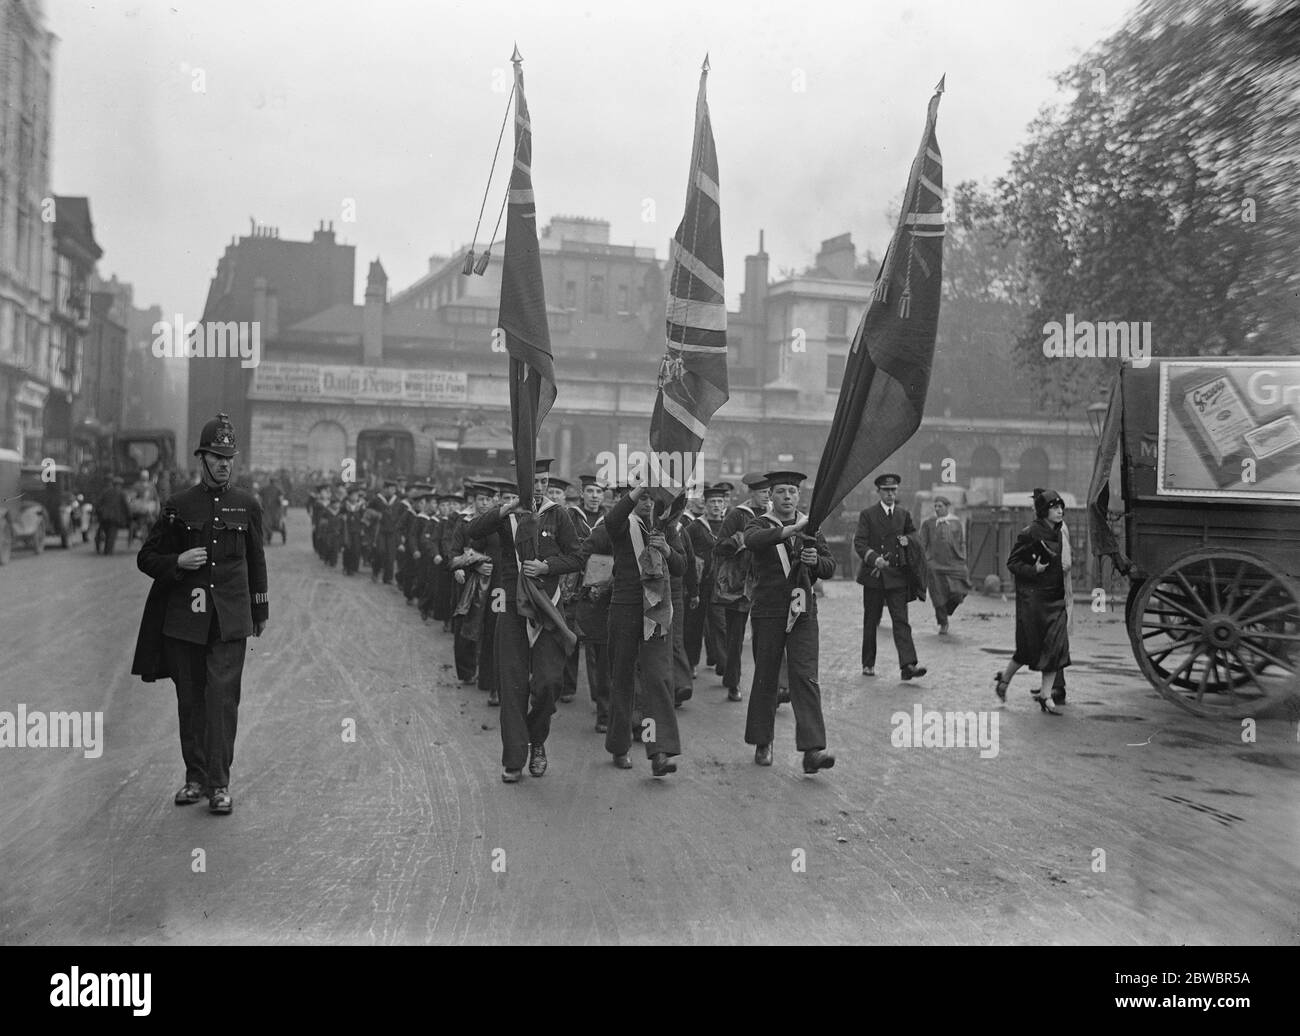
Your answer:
[648,57,726,505]
[498,47,556,504]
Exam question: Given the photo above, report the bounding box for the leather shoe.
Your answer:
[487,688,500,706]
[595,720,609,733]
[754,744,773,766]
[501,767,522,783]
[174,781,205,806]
[861,666,875,676]
[528,743,547,777]
[558,694,575,703]
[777,687,790,705]
[900,663,928,680]
[726,686,742,702]
[651,752,677,777]
[802,750,836,774]
[208,787,233,814]
[613,753,632,770]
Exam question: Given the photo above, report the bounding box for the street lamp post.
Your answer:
[1086,399,1109,439]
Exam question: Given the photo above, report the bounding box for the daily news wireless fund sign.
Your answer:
[250,362,468,406]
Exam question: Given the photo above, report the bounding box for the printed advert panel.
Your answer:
[1157,360,1300,501]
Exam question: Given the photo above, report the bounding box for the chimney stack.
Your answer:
[742,228,769,322]
[363,259,387,364]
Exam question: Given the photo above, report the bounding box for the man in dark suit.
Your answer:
[853,473,927,680]
[132,412,268,815]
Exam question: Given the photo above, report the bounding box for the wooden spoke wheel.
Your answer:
[1128,549,1299,719]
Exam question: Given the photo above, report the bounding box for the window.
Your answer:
[616,284,629,313]
[971,445,1002,479]
[721,441,747,478]
[828,303,848,338]
[565,281,577,309]
[588,275,605,314]
[826,352,847,390]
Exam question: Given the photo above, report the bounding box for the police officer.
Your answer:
[742,471,835,773]
[132,412,268,815]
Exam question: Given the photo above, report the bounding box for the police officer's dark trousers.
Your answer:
[745,615,826,751]
[163,614,246,789]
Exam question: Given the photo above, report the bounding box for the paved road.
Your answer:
[1,512,1296,945]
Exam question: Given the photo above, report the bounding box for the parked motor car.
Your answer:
[0,448,19,565]
[21,463,77,548]
[0,452,50,561]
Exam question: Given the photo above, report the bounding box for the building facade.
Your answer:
[198,217,1102,514]
[44,196,102,462]
[0,0,56,461]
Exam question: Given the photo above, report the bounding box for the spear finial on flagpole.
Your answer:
[702,53,710,73]
[512,43,522,65]
[935,74,945,94]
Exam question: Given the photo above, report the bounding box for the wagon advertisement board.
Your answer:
[1157,360,1300,501]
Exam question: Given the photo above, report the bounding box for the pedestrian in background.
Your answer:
[919,496,972,635]
[95,476,131,555]
[994,487,1072,714]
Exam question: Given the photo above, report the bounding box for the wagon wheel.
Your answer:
[1128,549,1299,719]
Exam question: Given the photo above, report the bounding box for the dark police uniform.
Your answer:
[132,414,268,808]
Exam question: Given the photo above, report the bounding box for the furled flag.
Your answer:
[498,46,557,504]
[495,48,575,649]
[806,77,946,535]
[648,55,726,513]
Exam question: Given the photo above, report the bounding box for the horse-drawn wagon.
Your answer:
[1089,357,1300,718]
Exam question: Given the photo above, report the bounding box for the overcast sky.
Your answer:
[48,0,1134,320]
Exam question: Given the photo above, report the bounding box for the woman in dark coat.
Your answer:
[994,488,1071,713]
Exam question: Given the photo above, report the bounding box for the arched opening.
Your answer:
[969,444,1004,505]
[1015,447,1050,492]
[918,442,952,490]
[970,445,1002,479]
[306,421,348,474]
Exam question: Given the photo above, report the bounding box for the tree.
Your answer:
[997,0,1300,408]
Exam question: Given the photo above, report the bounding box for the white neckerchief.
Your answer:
[760,510,807,577]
